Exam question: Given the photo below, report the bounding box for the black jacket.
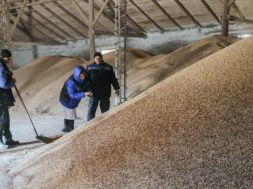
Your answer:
[86,61,120,98]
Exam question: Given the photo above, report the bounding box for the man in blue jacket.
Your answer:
[0,49,19,149]
[60,66,93,132]
[86,52,120,121]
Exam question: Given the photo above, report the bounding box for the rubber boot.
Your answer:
[62,119,70,132]
[62,119,74,132]
[68,120,74,131]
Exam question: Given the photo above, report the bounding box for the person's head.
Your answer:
[79,71,86,80]
[1,49,12,64]
[94,52,103,64]
[73,66,86,82]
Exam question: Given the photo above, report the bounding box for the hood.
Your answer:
[73,66,86,83]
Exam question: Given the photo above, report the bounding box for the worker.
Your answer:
[59,66,93,132]
[0,49,19,149]
[86,52,120,121]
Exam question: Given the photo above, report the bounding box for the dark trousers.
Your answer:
[0,104,12,142]
[87,96,110,121]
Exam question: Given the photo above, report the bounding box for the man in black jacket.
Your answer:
[0,49,19,149]
[86,52,120,121]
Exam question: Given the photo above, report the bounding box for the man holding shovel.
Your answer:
[0,49,19,149]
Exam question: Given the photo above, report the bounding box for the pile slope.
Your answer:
[7,36,253,188]
[12,36,238,116]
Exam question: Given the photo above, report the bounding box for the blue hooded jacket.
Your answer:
[59,66,89,109]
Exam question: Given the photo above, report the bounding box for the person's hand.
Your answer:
[85,92,93,97]
[115,89,120,96]
[12,77,16,84]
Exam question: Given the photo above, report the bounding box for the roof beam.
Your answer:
[15,16,61,43]
[21,11,67,41]
[82,0,115,28]
[230,15,253,24]
[33,9,74,40]
[126,15,146,35]
[200,0,221,24]
[174,0,202,27]
[107,0,146,35]
[10,0,29,38]
[10,41,67,46]
[9,0,61,10]
[151,0,183,30]
[53,1,89,34]
[231,2,245,20]
[70,0,89,26]
[228,0,236,8]
[129,0,165,32]
[41,4,86,37]
[92,0,110,26]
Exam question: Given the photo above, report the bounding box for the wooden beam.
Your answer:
[21,11,67,41]
[82,0,115,28]
[174,0,202,27]
[3,0,11,48]
[10,0,29,38]
[230,15,253,24]
[129,0,164,32]
[231,2,245,20]
[10,41,67,45]
[9,0,61,10]
[10,14,60,44]
[70,0,89,26]
[41,4,86,37]
[228,0,236,8]
[10,14,36,41]
[126,14,146,35]
[92,0,110,26]
[221,0,230,36]
[200,0,221,24]
[89,0,95,60]
[54,1,89,32]
[33,9,74,40]
[151,0,183,30]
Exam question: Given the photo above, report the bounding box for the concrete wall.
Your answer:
[10,23,253,68]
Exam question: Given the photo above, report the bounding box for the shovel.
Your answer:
[14,85,54,144]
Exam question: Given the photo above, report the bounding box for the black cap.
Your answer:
[1,49,12,58]
[94,52,103,59]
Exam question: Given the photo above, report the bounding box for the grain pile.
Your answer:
[6,36,253,188]
[12,35,238,116]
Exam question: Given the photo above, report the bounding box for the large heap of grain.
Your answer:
[6,36,253,188]
[12,35,237,116]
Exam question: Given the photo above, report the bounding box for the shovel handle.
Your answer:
[14,85,39,137]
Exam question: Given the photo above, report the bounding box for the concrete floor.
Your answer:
[9,112,86,143]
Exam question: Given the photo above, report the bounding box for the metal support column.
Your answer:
[114,0,127,105]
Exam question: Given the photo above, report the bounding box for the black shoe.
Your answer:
[62,127,73,133]
[5,139,19,145]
